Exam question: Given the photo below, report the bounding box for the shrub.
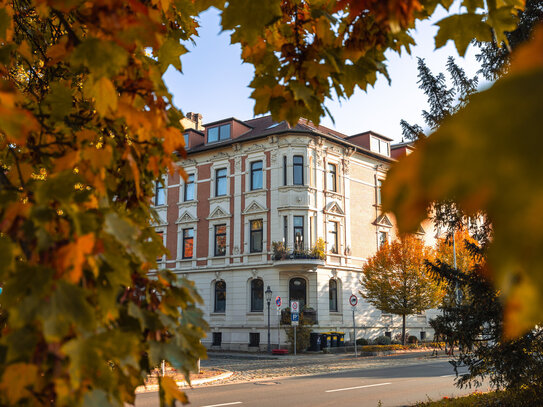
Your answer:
[375,335,392,345]
[408,335,419,344]
[356,337,369,346]
[311,238,326,260]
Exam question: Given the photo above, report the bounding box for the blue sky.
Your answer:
[164,4,484,143]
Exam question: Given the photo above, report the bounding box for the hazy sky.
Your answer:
[165,4,485,143]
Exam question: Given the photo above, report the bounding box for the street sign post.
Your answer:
[290,301,300,355]
[350,294,358,357]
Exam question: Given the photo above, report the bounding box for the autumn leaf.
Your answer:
[86,77,118,117]
[159,376,188,406]
[56,233,95,283]
[0,363,38,404]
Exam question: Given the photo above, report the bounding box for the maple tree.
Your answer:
[360,234,444,345]
[0,0,527,405]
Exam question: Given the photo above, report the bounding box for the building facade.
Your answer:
[152,114,437,350]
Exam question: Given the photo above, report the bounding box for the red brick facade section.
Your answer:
[240,156,246,254]
[196,163,211,265]
[229,159,235,261]
[166,172,180,261]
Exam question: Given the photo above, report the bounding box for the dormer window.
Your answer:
[183,133,189,149]
[207,124,231,143]
[370,136,389,156]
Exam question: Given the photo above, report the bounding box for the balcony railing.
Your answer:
[272,239,326,262]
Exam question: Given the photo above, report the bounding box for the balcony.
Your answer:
[272,240,326,269]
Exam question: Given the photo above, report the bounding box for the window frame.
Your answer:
[182,228,194,259]
[293,155,304,185]
[378,231,388,248]
[293,216,304,251]
[283,155,287,185]
[328,221,338,254]
[327,163,337,192]
[154,180,166,206]
[184,173,195,201]
[329,279,338,312]
[250,279,264,312]
[376,179,382,206]
[249,219,263,253]
[215,168,227,197]
[214,281,226,313]
[214,224,227,256]
[207,124,231,143]
[250,160,263,190]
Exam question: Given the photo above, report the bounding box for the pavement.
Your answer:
[197,349,453,386]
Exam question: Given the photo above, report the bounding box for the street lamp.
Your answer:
[265,285,273,353]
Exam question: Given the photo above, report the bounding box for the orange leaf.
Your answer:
[56,233,95,283]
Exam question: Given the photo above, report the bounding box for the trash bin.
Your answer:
[337,332,345,347]
[320,332,331,349]
[308,332,321,351]
[331,332,338,347]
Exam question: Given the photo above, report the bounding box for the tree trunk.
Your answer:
[402,314,406,345]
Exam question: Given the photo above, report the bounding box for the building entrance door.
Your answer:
[289,278,307,310]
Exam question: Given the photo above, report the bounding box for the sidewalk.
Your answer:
[198,348,452,386]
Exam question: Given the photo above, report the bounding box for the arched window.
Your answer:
[250,279,264,312]
[214,281,226,313]
[289,278,306,309]
[329,279,338,312]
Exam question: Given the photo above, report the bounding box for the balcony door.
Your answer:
[289,278,307,310]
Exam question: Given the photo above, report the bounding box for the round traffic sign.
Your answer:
[349,294,358,307]
[275,296,282,307]
[291,301,299,312]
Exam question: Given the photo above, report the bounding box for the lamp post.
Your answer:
[265,285,273,353]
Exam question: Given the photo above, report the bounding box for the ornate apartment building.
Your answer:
[152,113,437,350]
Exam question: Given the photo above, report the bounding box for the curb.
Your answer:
[135,371,233,394]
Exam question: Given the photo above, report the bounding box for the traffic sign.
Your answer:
[349,294,358,307]
[275,296,282,307]
[291,312,299,322]
[290,301,299,312]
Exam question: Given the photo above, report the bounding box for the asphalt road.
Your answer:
[135,360,487,407]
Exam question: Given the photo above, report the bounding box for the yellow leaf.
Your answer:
[57,233,95,283]
[0,363,38,404]
[160,376,188,405]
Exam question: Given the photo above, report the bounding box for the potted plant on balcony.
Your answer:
[272,241,287,260]
[311,238,326,260]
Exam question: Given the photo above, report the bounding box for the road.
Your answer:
[135,360,486,407]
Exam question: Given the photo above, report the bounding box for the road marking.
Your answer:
[440,375,455,378]
[325,382,391,393]
[201,402,242,407]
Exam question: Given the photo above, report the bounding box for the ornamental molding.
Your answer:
[207,206,231,220]
[176,211,198,224]
[374,213,393,228]
[243,200,268,215]
[211,151,230,161]
[324,201,345,216]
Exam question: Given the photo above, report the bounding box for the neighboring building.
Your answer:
[152,113,438,351]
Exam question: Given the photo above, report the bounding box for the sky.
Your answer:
[164,4,485,143]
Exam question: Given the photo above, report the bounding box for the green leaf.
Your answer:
[461,0,484,13]
[435,14,493,55]
[44,82,73,121]
[221,0,282,42]
[488,7,520,44]
[71,38,128,78]
[0,8,10,40]
[0,236,14,277]
[158,38,187,72]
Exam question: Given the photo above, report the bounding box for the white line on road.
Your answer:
[200,402,242,407]
[325,382,391,393]
[440,375,455,378]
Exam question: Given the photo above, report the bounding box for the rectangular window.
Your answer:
[207,124,231,143]
[293,155,304,185]
[293,216,304,251]
[376,179,382,206]
[327,163,337,192]
[154,181,165,206]
[212,332,222,346]
[184,173,195,201]
[379,140,389,156]
[328,221,338,254]
[370,136,379,152]
[183,133,189,149]
[250,161,263,190]
[283,216,288,246]
[182,228,194,259]
[250,219,263,253]
[214,224,227,256]
[378,231,388,248]
[283,156,287,185]
[249,332,260,347]
[215,168,227,197]
[250,279,264,312]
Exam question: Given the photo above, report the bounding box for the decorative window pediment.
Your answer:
[324,201,344,216]
[242,200,268,215]
[207,206,231,220]
[176,211,198,224]
[374,213,393,228]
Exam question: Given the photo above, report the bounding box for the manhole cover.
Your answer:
[253,381,280,386]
